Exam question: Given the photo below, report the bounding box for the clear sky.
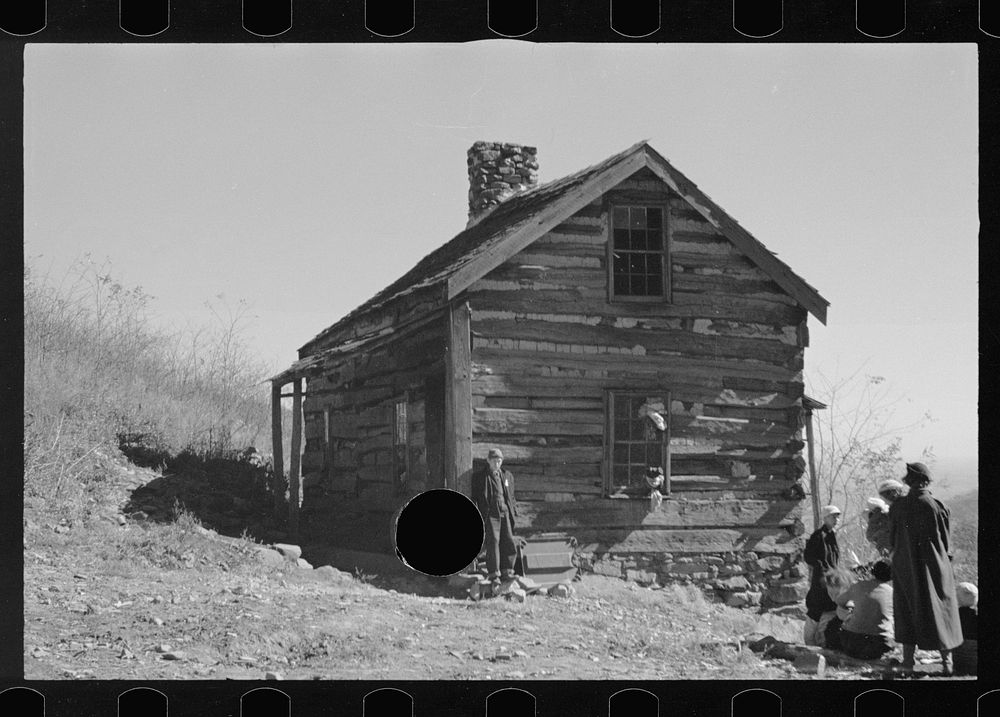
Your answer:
[23,43,978,486]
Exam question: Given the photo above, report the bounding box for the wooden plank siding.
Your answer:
[465,172,808,519]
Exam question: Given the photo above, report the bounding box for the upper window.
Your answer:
[609,205,669,300]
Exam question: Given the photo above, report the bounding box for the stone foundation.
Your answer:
[576,549,810,608]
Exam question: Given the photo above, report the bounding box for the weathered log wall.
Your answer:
[297,315,448,540]
[465,169,809,564]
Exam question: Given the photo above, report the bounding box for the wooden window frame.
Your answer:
[606,201,672,303]
[392,396,409,493]
[323,408,334,489]
[604,390,671,497]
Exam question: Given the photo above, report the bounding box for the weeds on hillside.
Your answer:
[24,255,284,521]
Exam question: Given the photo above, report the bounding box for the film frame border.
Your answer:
[1,1,995,715]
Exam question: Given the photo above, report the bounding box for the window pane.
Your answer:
[613,397,627,418]
[614,274,629,295]
[646,275,663,296]
[613,445,629,465]
[629,254,644,273]
[615,419,630,439]
[613,206,628,229]
[630,207,646,229]
[628,417,644,440]
[613,465,629,484]
[613,253,627,274]
[648,228,662,251]
[613,227,629,249]
[647,208,662,229]
[632,229,647,251]
[630,274,645,295]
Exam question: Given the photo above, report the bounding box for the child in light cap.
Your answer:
[953,582,978,676]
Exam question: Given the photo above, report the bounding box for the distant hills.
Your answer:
[946,487,977,585]
[929,456,977,499]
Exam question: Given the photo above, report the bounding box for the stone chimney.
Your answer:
[467,141,539,224]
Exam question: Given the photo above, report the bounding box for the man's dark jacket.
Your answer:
[471,464,518,520]
[804,524,840,620]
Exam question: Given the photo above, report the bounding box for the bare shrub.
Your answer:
[807,366,934,562]
[24,255,280,520]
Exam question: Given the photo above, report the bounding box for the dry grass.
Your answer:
[24,255,284,524]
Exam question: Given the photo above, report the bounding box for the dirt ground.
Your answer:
[21,463,955,682]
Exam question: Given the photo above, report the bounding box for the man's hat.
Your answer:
[820,505,842,518]
[487,448,503,459]
[904,461,932,485]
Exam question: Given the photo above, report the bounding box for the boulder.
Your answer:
[273,543,302,561]
[625,569,658,585]
[296,558,313,570]
[793,652,826,676]
[766,578,809,605]
[725,592,750,608]
[253,547,286,568]
[756,556,786,572]
[549,583,576,598]
[469,580,492,601]
[717,576,751,592]
[505,588,527,603]
[592,561,624,578]
[313,565,350,582]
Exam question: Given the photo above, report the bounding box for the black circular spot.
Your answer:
[393,489,484,576]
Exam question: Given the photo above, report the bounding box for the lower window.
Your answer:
[607,391,670,495]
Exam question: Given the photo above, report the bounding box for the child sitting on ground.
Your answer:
[817,567,855,650]
[833,559,895,660]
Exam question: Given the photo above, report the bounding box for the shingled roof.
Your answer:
[297,140,828,360]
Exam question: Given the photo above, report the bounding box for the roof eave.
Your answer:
[639,145,830,325]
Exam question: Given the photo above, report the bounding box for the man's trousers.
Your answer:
[484,512,517,579]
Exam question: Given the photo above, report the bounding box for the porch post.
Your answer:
[444,302,473,495]
[289,376,303,540]
[270,380,285,520]
[805,405,820,529]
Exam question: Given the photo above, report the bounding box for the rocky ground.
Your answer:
[22,459,964,681]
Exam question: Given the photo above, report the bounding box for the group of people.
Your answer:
[803,462,978,676]
[470,449,979,674]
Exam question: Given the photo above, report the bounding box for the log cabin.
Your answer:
[271,140,829,604]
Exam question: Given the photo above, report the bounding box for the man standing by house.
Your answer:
[803,505,842,645]
[471,448,519,592]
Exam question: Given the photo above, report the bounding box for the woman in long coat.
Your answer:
[888,462,963,674]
